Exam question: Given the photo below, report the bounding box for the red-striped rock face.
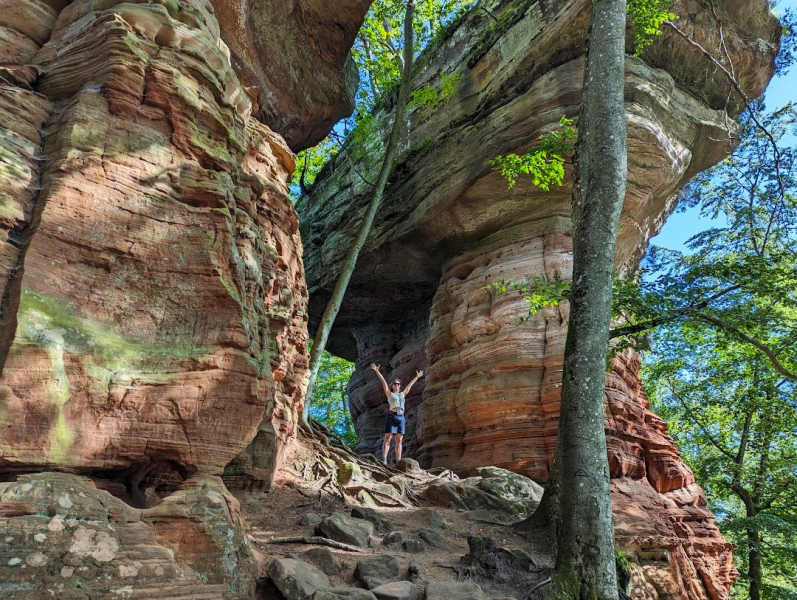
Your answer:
[0,0,309,487]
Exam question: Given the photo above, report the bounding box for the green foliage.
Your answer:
[627,0,675,55]
[642,102,797,598]
[291,136,340,199]
[489,116,575,190]
[486,277,571,315]
[409,72,463,111]
[353,0,476,112]
[308,347,358,449]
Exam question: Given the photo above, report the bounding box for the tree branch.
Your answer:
[697,315,797,381]
[666,376,738,461]
[663,20,788,253]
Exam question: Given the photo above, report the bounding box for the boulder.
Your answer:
[424,468,543,520]
[425,582,487,600]
[354,554,403,590]
[351,507,391,533]
[371,581,418,600]
[0,473,255,598]
[418,528,445,549]
[300,547,344,576]
[402,539,425,554]
[396,458,423,474]
[301,513,324,528]
[312,589,378,600]
[316,511,375,548]
[459,535,539,584]
[417,508,448,529]
[382,531,410,550]
[267,558,331,600]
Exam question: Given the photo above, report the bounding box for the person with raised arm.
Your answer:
[369,363,424,466]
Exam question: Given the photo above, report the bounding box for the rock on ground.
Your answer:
[316,511,375,548]
[267,557,331,600]
[354,554,403,590]
[425,582,487,600]
[0,473,254,599]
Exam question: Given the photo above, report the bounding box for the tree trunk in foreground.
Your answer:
[547,0,627,597]
[300,1,416,428]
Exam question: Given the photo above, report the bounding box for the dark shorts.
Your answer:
[384,411,405,435]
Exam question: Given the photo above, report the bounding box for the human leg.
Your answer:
[395,433,403,461]
[382,433,393,464]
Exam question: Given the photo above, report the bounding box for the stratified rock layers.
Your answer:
[299,1,780,598]
[0,0,310,596]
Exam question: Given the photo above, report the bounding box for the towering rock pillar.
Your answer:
[0,0,371,596]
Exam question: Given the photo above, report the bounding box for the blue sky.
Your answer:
[650,0,796,252]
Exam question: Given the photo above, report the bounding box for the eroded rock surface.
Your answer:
[298,1,780,598]
[211,0,372,150]
[0,0,315,595]
[0,472,254,599]
[0,0,308,488]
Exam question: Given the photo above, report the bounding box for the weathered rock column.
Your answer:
[0,0,316,595]
[419,218,571,478]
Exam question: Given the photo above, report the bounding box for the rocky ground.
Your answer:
[240,428,554,600]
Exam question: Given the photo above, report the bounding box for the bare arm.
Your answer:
[402,370,424,396]
[370,363,390,398]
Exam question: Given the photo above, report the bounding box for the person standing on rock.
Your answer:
[370,363,423,466]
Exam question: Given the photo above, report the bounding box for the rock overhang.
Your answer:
[298,0,780,359]
[210,0,373,151]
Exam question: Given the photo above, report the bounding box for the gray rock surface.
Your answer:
[355,554,403,590]
[351,506,391,533]
[382,531,411,549]
[424,468,544,520]
[371,581,418,600]
[300,547,344,575]
[402,539,425,554]
[312,588,379,600]
[418,528,446,548]
[417,508,448,529]
[301,512,324,527]
[425,582,487,600]
[316,511,375,548]
[267,557,331,600]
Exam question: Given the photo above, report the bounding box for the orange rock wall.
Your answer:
[0,0,308,490]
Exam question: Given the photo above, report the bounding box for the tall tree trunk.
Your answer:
[548,0,627,597]
[747,518,762,600]
[300,1,416,429]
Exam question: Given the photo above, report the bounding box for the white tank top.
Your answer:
[388,391,405,413]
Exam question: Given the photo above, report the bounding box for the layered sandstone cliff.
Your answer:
[298,1,780,598]
[0,0,369,596]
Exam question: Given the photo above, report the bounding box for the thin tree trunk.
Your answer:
[301,1,416,429]
[748,520,762,600]
[548,0,627,597]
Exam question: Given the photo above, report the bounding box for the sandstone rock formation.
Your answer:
[0,472,254,599]
[298,1,780,598]
[210,0,372,150]
[0,0,308,489]
[0,0,368,594]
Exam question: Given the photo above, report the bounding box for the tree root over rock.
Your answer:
[254,536,368,553]
[292,419,457,508]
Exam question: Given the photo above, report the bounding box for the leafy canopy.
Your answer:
[308,349,358,448]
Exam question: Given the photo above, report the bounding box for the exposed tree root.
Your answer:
[292,419,458,508]
[254,536,368,553]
